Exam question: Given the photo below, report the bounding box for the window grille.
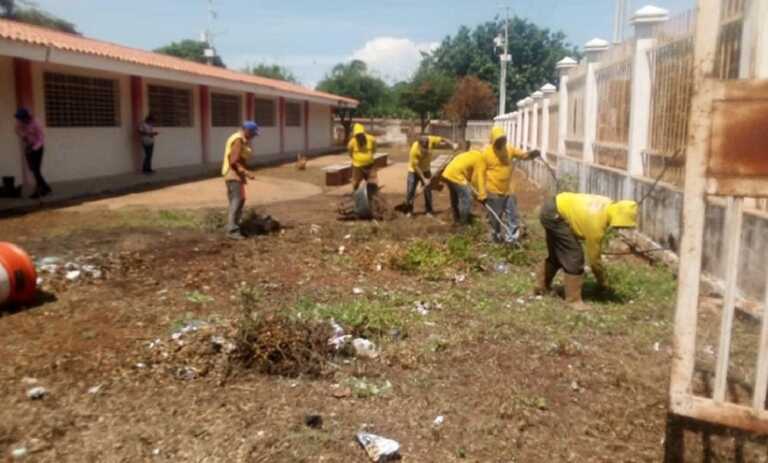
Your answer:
[211,93,242,127]
[148,85,192,127]
[253,98,275,127]
[44,72,120,127]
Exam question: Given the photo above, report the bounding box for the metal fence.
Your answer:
[646,10,696,186]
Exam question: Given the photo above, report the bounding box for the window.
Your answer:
[211,93,242,127]
[44,72,120,127]
[253,98,275,127]
[148,85,192,127]
[285,102,302,127]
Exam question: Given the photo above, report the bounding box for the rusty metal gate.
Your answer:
[670,0,768,434]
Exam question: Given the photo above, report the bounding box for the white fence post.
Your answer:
[523,98,532,149]
[583,38,609,164]
[557,57,578,156]
[519,105,524,148]
[540,83,557,157]
[626,6,669,197]
[531,91,543,149]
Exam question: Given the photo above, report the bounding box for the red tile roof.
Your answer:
[0,19,357,106]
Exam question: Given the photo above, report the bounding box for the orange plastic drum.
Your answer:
[0,242,37,305]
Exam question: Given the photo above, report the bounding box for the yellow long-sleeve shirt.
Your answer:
[556,193,638,281]
[441,150,487,200]
[347,123,377,168]
[482,144,527,195]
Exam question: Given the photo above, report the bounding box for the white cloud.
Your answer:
[351,37,438,83]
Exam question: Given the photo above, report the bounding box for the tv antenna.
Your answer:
[201,0,219,65]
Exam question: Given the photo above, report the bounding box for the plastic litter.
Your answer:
[26,386,48,400]
[11,447,27,460]
[88,384,103,395]
[352,287,364,295]
[65,270,81,281]
[494,262,510,274]
[356,432,401,462]
[433,415,445,427]
[352,338,378,358]
[414,301,430,316]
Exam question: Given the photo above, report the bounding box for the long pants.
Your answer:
[447,181,473,224]
[142,144,154,173]
[485,193,520,243]
[25,147,50,194]
[539,196,584,275]
[405,171,433,213]
[226,180,245,235]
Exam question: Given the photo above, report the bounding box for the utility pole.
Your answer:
[613,0,629,44]
[496,5,512,116]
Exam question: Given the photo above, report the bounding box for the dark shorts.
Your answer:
[539,197,584,275]
[352,165,378,185]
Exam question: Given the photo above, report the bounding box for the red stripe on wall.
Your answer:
[12,58,34,187]
[199,85,210,164]
[279,97,285,154]
[129,76,144,173]
[304,101,310,153]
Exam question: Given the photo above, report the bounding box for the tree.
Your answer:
[443,76,496,128]
[155,40,226,68]
[316,60,391,140]
[1,0,79,34]
[400,58,455,132]
[244,64,298,83]
[429,16,578,112]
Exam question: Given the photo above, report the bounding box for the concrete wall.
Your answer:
[0,56,22,181]
[143,78,202,170]
[30,62,134,183]
[308,102,331,151]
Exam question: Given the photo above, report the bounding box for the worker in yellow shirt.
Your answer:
[405,134,457,216]
[483,126,540,244]
[221,121,260,240]
[347,123,377,191]
[536,192,638,309]
[441,149,487,224]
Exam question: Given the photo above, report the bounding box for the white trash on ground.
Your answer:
[26,386,48,400]
[352,338,378,359]
[414,301,430,316]
[356,432,401,462]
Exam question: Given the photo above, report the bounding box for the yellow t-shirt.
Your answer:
[408,136,443,173]
[441,150,487,200]
[221,131,253,180]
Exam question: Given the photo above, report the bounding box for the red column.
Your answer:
[278,97,285,154]
[199,85,210,164]
[304,101,310,153]
[129,76,144,173]
[245,92,254,120]
[13,58,34,187]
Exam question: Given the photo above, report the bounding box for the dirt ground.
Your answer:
[1,147,766,462]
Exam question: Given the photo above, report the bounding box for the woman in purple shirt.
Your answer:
[14,108,51,199]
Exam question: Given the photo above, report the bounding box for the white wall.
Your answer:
[143,78,202,170]
[308,103,332,150]
[31,62,134,183]
[0,56,23,182]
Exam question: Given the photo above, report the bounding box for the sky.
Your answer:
[33,0,695,88]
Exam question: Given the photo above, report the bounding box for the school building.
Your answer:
[0,19,357,190]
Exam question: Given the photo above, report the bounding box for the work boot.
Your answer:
[534,261,557,295]
[563,273,588,311]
